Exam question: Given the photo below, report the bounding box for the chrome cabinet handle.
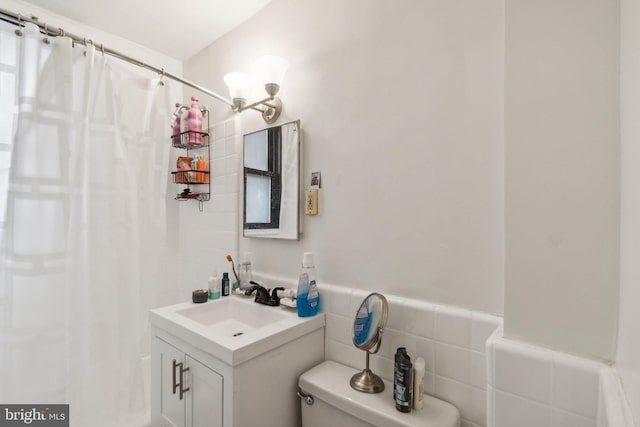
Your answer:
[179,364,190,400]
[172,358,190,400]
[172,359,179,395]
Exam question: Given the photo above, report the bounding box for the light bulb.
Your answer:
[224,72,250,108]
[259,55,289,96]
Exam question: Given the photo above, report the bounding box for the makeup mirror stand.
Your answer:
[350,332,385,393]
[350,292,388,394]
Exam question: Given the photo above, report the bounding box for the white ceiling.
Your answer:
[23,0,272,60]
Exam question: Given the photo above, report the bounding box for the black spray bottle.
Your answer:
[222,272,230,296]
[393,347,406,400]
[394,349,413,413]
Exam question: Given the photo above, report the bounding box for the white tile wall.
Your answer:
[318,283,502,427]
[249,275,502,426]
[177,116,241,291]
[493,338,553,404]
[252,279,633,427]
[486,328,610,427]
[553,353,600,419]
[597,366,636,427]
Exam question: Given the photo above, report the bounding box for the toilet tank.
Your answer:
[299,361,461,427]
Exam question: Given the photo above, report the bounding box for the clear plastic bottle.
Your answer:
[296,252,319,317]
[238,252,254,291]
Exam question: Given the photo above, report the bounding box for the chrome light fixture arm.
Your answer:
[236,95,275,113]
[234,95,282,125]
[225,57,288,124]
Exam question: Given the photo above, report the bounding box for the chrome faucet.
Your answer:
[245,281,284,306]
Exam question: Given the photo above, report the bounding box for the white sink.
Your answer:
[150,296,325,366]
[176,297,289,335]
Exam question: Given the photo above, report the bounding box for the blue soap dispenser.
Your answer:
[297,252,319,317]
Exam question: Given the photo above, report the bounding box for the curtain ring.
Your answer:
[43,23,50,44]
[158,68,166,86]
[83,38,94,56]
[58,27,65,37]
[14,14,23,36]
[100,44,105,56]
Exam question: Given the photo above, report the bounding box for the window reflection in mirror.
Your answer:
[244,128,281,229]
[243,120,300,240]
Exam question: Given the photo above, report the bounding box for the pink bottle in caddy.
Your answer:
[187,96,203,144]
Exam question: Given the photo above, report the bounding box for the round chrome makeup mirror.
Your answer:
[350,292,388,394]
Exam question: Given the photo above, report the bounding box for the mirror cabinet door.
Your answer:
[243,120,299,240]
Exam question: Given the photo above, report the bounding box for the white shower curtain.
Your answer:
[0,22,177,426]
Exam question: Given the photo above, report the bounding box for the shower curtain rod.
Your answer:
[0,6,236,109]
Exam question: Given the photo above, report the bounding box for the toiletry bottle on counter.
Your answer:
[395,349,413,413]
[296,252,319,317]
[222,272,230,296]
[393,347,406,400]
[238,252,254,291]
[413,357,425,411]
[187,96,202,144]
[208,272,220,300]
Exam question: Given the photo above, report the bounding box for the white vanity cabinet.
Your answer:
[154,337,223,427]
[150,298,326,427]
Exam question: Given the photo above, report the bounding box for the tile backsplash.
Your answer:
[598,366,637,427]
[254,275,502,427]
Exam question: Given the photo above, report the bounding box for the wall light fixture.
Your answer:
[224,55,289,124]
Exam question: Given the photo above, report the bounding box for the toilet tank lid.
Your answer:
[299,361,461,427]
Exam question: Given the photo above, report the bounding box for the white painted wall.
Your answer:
[618,0,640,422]
[184,0,505,315]
[503,0,619,361]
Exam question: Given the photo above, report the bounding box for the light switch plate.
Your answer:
[305,189,318,215]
